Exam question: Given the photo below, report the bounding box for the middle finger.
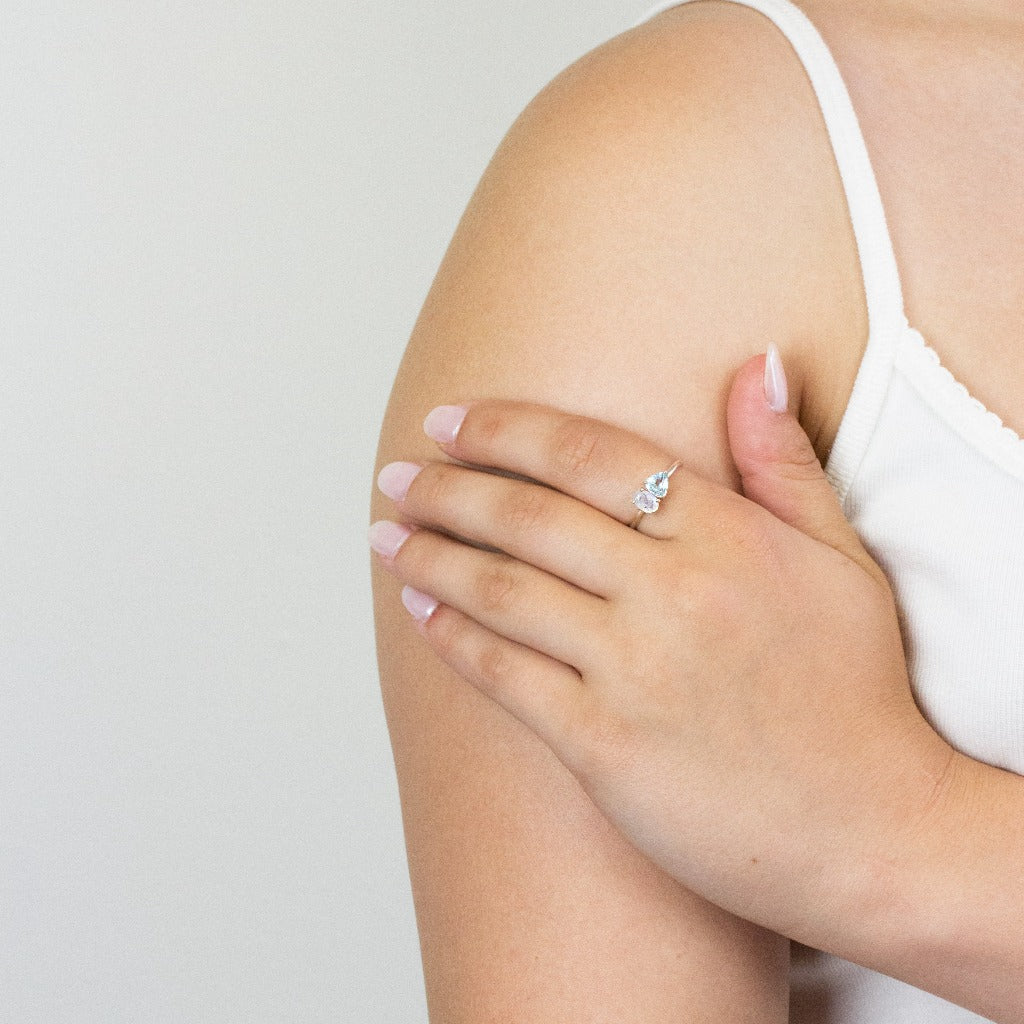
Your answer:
[378,459,638,599]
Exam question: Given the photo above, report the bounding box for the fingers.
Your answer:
[428,399,718,539]
[379,458,638,598]
[399,591,594,770]
[369,519,611,674]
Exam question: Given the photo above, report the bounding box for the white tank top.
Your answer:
[629,1,1024,1020]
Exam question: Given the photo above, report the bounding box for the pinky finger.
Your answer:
[401,585,592,772]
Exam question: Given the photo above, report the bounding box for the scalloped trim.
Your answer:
[897,326,1024,479]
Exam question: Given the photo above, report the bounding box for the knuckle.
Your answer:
[745,426,823,483]
[475,560,522,614]
[771,434,824,481]
[475,637,517,689]
[463,401,507,455]
[549,415,602,476]
[392,527,441,582]
[429,604,464,659]
[500,485,550,536]
[417,462,457,511]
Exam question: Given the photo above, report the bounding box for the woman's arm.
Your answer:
[850,755,1024,1022]
[370,7,863,1017]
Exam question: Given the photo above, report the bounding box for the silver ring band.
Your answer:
[629,459,682,529]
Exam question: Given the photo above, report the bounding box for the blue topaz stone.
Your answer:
[645,472,670,499]
[633,489,660,514]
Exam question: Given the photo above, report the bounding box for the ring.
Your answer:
[629,460,683,529]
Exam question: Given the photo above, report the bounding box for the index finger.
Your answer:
[423,398,719,540]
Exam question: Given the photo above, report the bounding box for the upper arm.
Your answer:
[371,6,858,1018]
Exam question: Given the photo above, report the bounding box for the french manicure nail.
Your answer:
[377,461,422,501]
[423,405,468,444]
[764,342,789,413]
[401,585,439,622]
[368,520,413,559]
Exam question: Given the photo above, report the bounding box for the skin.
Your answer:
[369,384,1020,1016]
[370,384,959,937]
[369,0,1024,1017]
[372,18,798,1019]
[794,0,1024,451]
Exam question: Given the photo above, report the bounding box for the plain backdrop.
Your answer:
[0,2,648,1020]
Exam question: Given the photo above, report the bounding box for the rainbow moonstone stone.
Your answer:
[633,489,660,514]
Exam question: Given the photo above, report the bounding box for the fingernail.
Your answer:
[764,342,788,413]
[368,520,414,559]
[377,461,422,501]
[423,405,468,444]
[401,585,439,622]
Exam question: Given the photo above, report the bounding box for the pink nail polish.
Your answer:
[368,520,413,559]
[764,342,789,413]
[423,405,468,444]
[377,461,422,501]
[401,585,439,622]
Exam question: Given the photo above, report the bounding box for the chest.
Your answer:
[816,10,1024,447]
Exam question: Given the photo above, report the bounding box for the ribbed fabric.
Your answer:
[628,1,1023,1020]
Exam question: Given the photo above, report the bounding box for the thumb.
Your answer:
[726,344,882,584]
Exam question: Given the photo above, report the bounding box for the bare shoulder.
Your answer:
[409,0,867,476]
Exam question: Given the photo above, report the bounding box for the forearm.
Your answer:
[885,752,1024,1021]
[827,743,1024,1022]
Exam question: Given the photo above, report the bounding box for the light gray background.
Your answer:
[0,2,645,1020]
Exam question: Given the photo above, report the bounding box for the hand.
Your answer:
[368,351,962,952]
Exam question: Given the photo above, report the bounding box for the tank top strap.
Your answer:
[629,0,910,500]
